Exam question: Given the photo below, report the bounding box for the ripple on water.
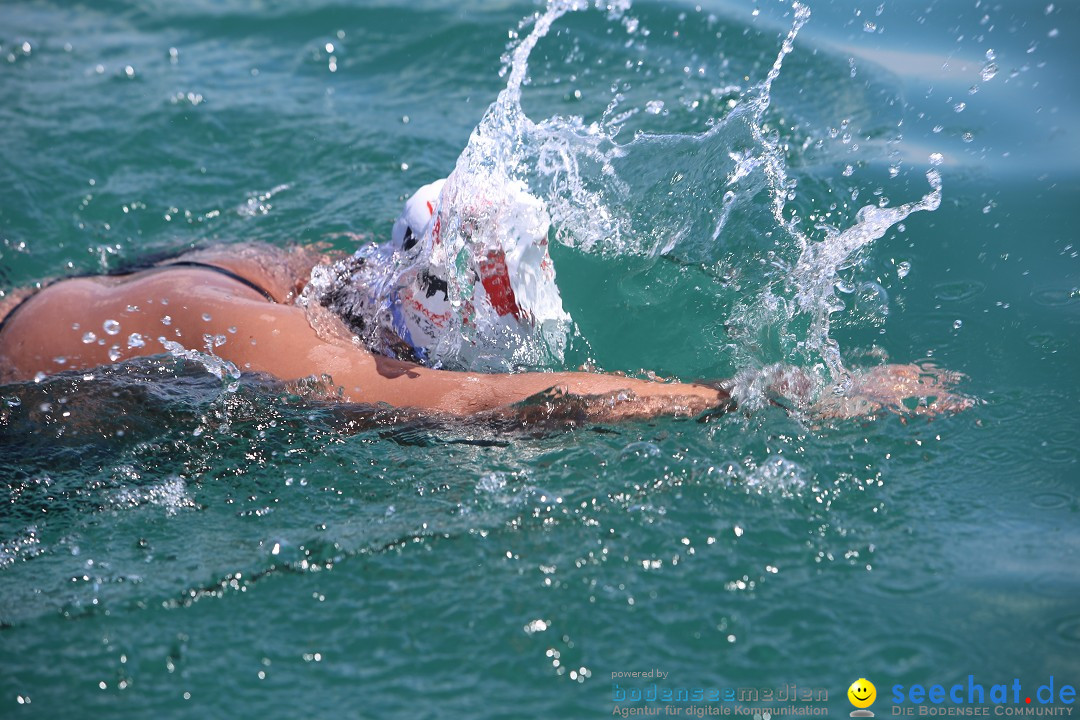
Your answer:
[933,280,986,302]
[1046,428,1077,446]
[982,390,1064,426]
[1027,392,1076,425]
[869,631,968,677]
[1031,287,1079,308]
[1029,492,1074,510]
[974,441,1037,480]
[1043,446,1079,465]
[1025,331,1070,353]
[1052,613,1080,647]
[1027,571,1080,601]
[867,565,948,597]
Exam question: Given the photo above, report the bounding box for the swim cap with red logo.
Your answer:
[387,175,570,369]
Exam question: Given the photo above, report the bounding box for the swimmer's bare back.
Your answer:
[0,244,731,420]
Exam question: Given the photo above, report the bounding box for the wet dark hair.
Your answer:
[312,255,423,364]
[316,255,368,336]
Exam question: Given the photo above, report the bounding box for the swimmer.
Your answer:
[0,179,971,422]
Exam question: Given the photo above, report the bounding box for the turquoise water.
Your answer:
[1,0,1078,717]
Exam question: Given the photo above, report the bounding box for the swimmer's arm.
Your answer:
[448,369,732,420]
[229,303,729,418]
[310,348,730,419]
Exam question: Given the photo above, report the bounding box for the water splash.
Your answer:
[327,0,942,384]
[786,169,941,379]
[157,337,240,390]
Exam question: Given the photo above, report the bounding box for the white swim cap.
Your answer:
[388,175,571,369]
[390,179,445,252]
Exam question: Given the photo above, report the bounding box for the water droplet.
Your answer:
[103,319,120,335]
[856,282,890,324]
[953,319,963,330]
[929,152,944,166]
[897,261,911,279]
[932,124,944,134]
[201,312,212,322]
[1047,28,1059,38]
[962,132,974,143]
[123,65,135,78]
[842,165,854,177]
[981,62,998,81]
[108,346,122,361]
[161,315,172,326]
[644,99,665,115]
[953,102,966,113]
[863,21,877,33]
[324,42,334,53]
[127,333,145,348]
[82,332,97,344]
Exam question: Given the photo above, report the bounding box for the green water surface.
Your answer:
[1,1,1078,718]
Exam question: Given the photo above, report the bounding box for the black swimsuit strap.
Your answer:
[151,261,277,302]
[0,260,276,340]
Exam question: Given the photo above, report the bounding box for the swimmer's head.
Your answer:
[382,174,568,368]
[391,178,446,253]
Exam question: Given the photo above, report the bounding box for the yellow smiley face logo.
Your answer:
[848,678,876,708]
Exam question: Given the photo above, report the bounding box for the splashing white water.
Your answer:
[320,0,942,384]
[787,169,942,379]
[157,337,241,390]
